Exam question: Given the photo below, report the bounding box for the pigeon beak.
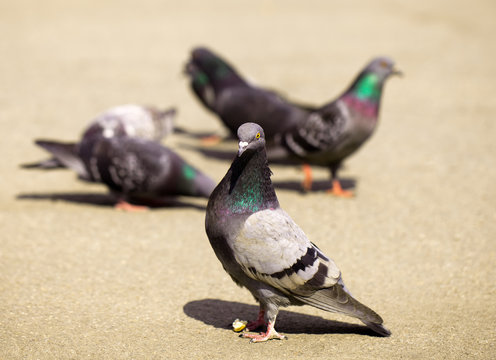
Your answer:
[391,67,403,77]
[238,141,249,157]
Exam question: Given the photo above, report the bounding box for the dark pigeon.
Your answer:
[22,104,176,180]
[91,136,215,209]
[270,57,401,196]
[205,122,391,342]
[185,47,310,143]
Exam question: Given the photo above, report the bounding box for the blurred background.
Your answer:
[1,0,495,358]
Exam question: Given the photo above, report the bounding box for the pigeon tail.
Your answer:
[20,157,65,170]
[362,321,391,337]
[34,140,87,179]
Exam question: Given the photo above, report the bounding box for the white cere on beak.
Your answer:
[238,141,249,156]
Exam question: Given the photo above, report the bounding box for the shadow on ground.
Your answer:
[183,298,378,336]
[16,192,207,210]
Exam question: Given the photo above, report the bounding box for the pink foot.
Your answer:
[241,321,287,343]
[115,200,149,212]
[246,310,266,331]
[200,134,222,146]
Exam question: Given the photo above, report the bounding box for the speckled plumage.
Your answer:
[92,136,215,202]
[205,123,390,342]
[23,104,176,180]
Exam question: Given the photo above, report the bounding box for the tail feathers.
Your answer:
[295,283,391,337]
[362,321,391,337]
[34,140,88,179]
[20,157,65,169]
[155,107,176,139]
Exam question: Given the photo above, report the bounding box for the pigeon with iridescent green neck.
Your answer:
[91,136,215,210]
[185,47,310,144]
[205,122,391,342]
[22,104,176,180]
[270,57,401,196]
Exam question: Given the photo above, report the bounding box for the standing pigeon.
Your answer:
[91,136,215,210]
[270,57,401,197]
[185,47,310,144]
[22,104,176,180]
[205,123,390,342]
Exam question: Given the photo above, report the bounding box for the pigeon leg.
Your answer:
[241,316,287,343]
[327,163,354,197]
[301,164,313,191]
[201,134,222,146]
[246,309,266,331]
[115,199,149,212]
[328,179,354,198]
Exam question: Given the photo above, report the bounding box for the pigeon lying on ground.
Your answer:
[270,57,401,196]
[205,123,391,342]
[22,104,176,180]
[185,47,310,144]
[91,136,215,210]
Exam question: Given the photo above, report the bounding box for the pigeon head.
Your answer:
[237,123,266,157]
[365,57,402,80]
[348,56,401,101]
[186,47,246,90]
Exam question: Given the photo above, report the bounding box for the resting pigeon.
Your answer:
[91,136,215,210]
[205,123,391,342]
[185,47,310,144]
[270,57,401,196]
[22,104,176,180]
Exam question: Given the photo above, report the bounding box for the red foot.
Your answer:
[301,164,313,191]
[115,200,149,212]
[327,179,354,198]
[200,134,222,146]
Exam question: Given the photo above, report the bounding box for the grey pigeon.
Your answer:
[85,136,215,210]
[22,104,176,180]
[270,57,401,196]
[205,123,391,342]
[185,47,309,143]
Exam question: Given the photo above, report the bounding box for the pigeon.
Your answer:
[83,136,215,210]
[22,104,177,180]
[270,57,401,196]
[185,47,400,196]
[205,123,391,342]
[185,47,310,144]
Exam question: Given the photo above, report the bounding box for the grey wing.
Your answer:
[281,101,348,157]
[231,208,341,296]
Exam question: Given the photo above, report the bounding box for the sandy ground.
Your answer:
[1,0,495,358]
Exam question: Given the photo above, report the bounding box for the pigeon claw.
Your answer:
[328,179,354,198]
[200,134,223,146]
[115,200,149,212]
[240,320,287,343]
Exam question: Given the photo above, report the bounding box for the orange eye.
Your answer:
[256,132,261,139]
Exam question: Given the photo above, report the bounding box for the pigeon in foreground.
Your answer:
[270,57,401,196]
[185,47,310,144]
[22,104,176,180]
[205,123,391,342]
[84,136,215,210]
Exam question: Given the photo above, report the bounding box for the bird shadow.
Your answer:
[179,143,357,193]
[16,192,207,210]
[273,178,356,193]
[183,298,379,337]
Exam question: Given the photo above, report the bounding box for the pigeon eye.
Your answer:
[255,132,261,139]
[380,61,388,68]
